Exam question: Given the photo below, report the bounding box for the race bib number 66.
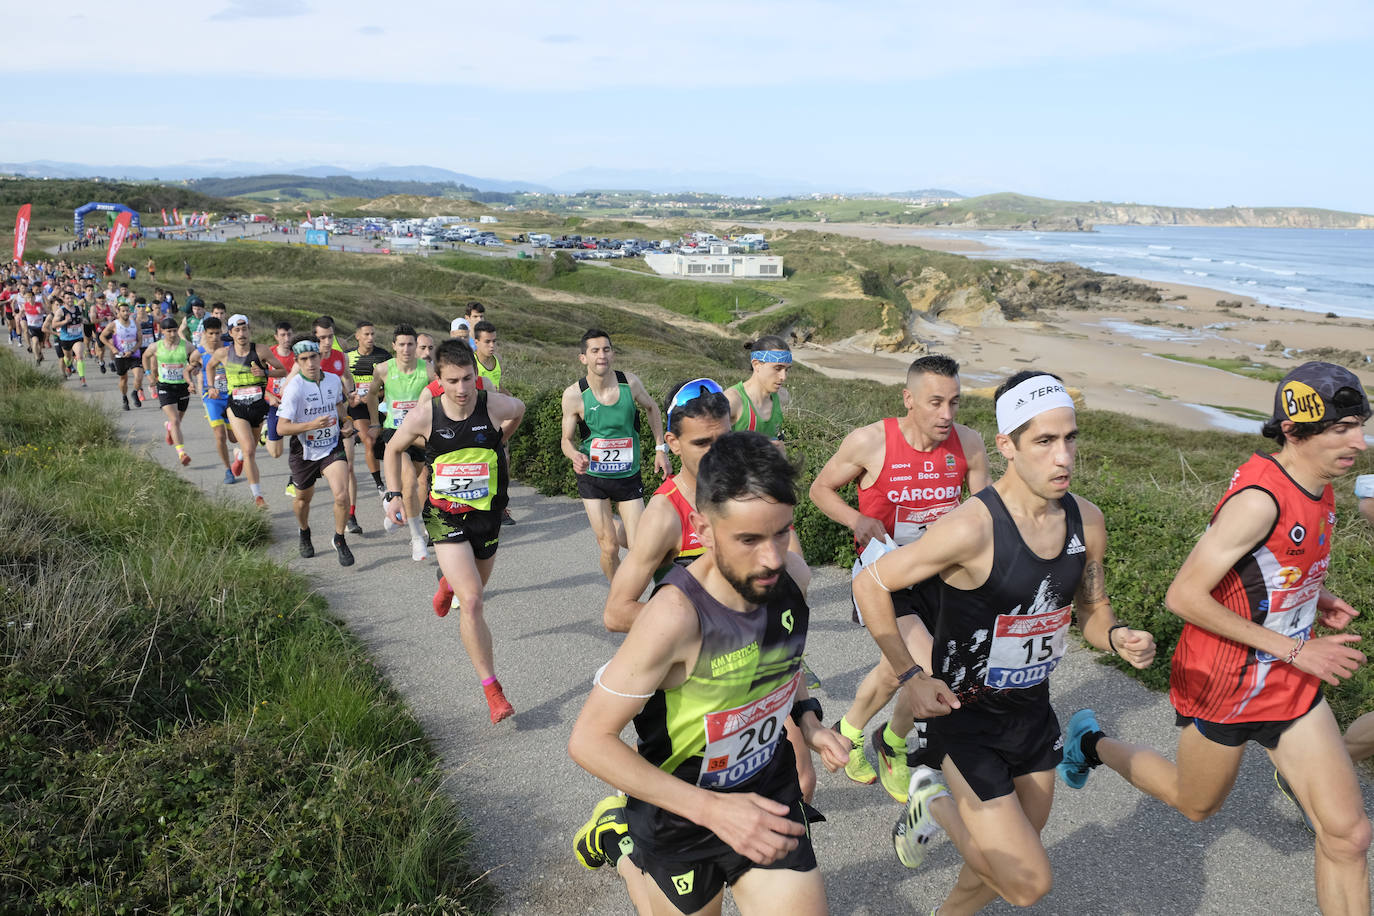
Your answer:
[699,670,801,789]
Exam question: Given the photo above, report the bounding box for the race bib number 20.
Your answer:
[699,670,800,789]
[985,606,1071,690]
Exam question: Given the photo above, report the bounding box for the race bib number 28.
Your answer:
[985,606,1071,690]
[699,670,801,789]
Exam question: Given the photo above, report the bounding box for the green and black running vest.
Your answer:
[224,343,267,403]
[347,345,391,403]
[633,564,809,788]
[578,370,639,479]
[730,382,783,440]
[425,390,508,515]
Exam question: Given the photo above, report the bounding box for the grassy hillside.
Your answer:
[0,352,493,913]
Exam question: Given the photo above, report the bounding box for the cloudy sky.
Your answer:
[8,0,1374,210]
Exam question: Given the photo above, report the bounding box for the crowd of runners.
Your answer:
[8,252,1374,915]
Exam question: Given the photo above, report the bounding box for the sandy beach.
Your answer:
[791,275,1373,434]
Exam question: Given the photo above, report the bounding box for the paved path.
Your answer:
[55,351,1368,915]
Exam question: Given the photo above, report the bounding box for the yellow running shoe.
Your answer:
[874,721,910,803]
[573,795,632,870]
[835,721,876,785]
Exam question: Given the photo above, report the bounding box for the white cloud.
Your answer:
[8,1,1373,89]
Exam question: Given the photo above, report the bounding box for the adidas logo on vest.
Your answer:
[1066,533,1086,555]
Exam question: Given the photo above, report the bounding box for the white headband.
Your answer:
[996,375,1075,436]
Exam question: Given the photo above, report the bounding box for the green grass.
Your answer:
[0,351,493,914]
[1156,353,1288,383]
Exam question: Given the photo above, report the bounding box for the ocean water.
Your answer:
[929,225,1374,320]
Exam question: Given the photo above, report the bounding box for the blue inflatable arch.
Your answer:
[73,202,141,234]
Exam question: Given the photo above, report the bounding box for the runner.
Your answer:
[449,318,471,346]
[416,333,436,369]
[275,337,356,567]
[195,316,239,483]
[180,298,207,348]
[100,302,144,410]
[851,369,1155,913]
[568,431,849,916]
[382,339,526,723]
[312,316,361,531]
[1061,362,1371,916]
[472,319,516,525]
[143,317,201,466]
[133,297,158,402]
[725,336,791,447]
[366,323,434,561]
[146,257,156,282]
[263,321,296,460]
[89,287,114,373]
[345,320,391,494]
[205,314,288,507]
[20,289,47,364]
[52,294,89,387]
[809,355,990,801]
[463,302,485,349]
[560,329,671,583]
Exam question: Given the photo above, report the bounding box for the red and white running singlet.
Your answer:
[1170,452,1335,723]
[856,418,968,546]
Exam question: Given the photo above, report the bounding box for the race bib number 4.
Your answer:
[434,462,490,502]
[699,670,801,789]
[985,606,1072,690]
[1256,581,1320,663]
[589,437,633,474]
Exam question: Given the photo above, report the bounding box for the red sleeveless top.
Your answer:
[1170,453,1334,723]
[856,418,968,546]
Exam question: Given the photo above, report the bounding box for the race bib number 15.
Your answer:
[984,606,1072,690]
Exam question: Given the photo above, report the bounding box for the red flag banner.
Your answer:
[161,208,170,226]
[173,208,182,224]
[106,210,133,272]
[13,204,31,263]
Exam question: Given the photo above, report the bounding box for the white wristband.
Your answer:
[1356,475,1374,500]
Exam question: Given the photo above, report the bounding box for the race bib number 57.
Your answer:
[985,606,1071,690]
[699,670,801,789]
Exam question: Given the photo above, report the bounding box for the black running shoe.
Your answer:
[298,528,314,558]
[121,395,130,411]
[133,390,142,407]
[346,514,363,534]
[99,361,107,374]
[333,534,355,567]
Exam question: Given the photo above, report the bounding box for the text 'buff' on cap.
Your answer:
[1272,361,1371,424]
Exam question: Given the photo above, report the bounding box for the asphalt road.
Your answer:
[55,350,1367,915]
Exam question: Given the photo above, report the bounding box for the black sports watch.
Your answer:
[383,490,402,501]
[790,697,823,726]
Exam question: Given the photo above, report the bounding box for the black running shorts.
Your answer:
[228,397,270,428]
[576,472,644,502]
[1175,690,1323,750]
[157,383,191,412]
[373,427,425,465]
[423,504,501,561]
[851,580,933,625]
[346,402,371,424]
[288,444,346,490]
[57,336,81,353]
[931,698,1062,802]
[114,356,140,377]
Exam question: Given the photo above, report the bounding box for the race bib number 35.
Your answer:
[985,606,1072,690]
[434,462,490,501]
[699,671,801,789]
[589,437,633,474]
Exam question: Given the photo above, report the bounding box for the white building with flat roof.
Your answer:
[643,251,783,280]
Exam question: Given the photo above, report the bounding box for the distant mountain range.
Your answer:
[0,159,886,197]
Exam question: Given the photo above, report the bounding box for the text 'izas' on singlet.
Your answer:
[425,390,508,515]
[1170,452,1334,723]
[579,370,639,479]
[857,418,969,546]
[930,487,1086,714]
[650,475,705,584]
[730,381,783,439]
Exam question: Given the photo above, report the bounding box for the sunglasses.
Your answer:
[667,378,725,432]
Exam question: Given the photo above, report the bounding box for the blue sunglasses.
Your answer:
[667,378,725,431]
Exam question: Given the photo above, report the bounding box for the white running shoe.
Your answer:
[893,765,949,869]
[410,536,429,562]
[382,491,399,533]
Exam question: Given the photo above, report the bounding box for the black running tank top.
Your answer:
[424,390,509,515]
[930,487,1087,714]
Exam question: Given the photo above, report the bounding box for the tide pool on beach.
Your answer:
[930,225,1374,320]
